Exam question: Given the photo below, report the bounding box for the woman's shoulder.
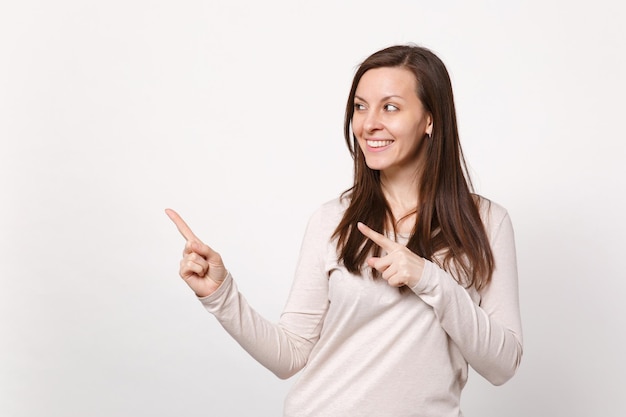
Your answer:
[298,196,348,244]
[474,194,512,234]
[309,195,349,225]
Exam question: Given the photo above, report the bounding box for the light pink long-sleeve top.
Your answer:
[200,196,523,417]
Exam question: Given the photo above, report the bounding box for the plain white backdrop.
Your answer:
[1,1,625,416]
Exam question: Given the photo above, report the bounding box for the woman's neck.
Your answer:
[380,170,420,234]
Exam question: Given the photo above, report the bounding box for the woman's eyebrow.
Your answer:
[354,94,404,102]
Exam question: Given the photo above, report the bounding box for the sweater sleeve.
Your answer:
[409,204,523,385]
[198,207,331,380]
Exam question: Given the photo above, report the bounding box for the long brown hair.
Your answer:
[333,44,494,290]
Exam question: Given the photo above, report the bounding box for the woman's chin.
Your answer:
[364,159,389,171]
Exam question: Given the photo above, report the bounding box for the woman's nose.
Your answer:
[364,111,382,132]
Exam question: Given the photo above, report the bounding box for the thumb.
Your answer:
[190,241,228,283]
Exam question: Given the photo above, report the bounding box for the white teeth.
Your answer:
[367,140,393,148]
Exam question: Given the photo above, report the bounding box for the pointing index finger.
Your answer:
[357,222,398,252]
[165,208,201,243]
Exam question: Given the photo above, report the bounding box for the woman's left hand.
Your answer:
[357,222,425,288]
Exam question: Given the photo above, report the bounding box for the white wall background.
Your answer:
[1,1,624,416]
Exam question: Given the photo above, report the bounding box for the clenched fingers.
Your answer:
[180,252,209,278]
[166,208,229,296]
[359,222,425,288]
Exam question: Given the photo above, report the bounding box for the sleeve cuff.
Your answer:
[409,260,436,295]
[197,271,233,311]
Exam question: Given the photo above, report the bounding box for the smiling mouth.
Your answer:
[366,140,393,148]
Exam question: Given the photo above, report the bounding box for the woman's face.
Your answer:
[352,66,433,176]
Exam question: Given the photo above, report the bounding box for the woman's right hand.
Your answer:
[165,208,228,298]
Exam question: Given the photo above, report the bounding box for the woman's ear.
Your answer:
[426,114,433,137]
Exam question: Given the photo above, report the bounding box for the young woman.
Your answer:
[166,44,523,417]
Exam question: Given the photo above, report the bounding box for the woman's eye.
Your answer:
[384,104,399,112]
[354,103,366,111]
